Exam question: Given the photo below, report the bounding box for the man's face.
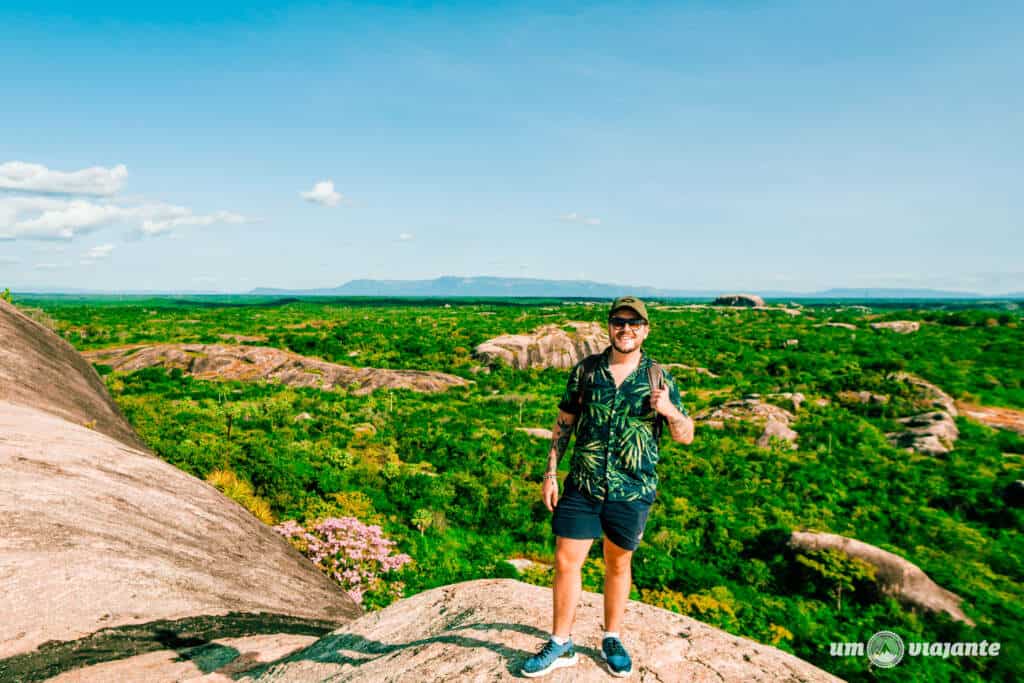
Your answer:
[608,306,649,354]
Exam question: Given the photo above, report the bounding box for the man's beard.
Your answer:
[611,335,641,354]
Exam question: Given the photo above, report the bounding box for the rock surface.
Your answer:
[0,299,358,680]
[885,373,960,455]
[870,320,920,334]
[84,343,470,395]
[713,293,766,308]
[789,532,974,625]
[474,322,608,370]
[663,362,720,378]
[241,579,843,682]
[696,397,799,448]
[0,300,144,450]
[0,401,359,662]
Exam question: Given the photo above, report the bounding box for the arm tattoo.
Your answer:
[547,413,576,474]
[552,415,574,459]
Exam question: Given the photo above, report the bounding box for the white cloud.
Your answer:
[301,180,342,207]
[0,196,249,240]
[80,243,115,265]
[34,262,68,270]
[137,208,246,237]
[0,161,127,195]
[560,212,601,225]
[399,232,415,241]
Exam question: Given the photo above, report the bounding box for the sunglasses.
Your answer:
[609,316,647,329]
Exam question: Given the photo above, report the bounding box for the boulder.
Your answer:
[789,532,974,625]
[474,322,608,370]
[885,374,960,455]
[870,321,920,334]
[818,322,857,331]
[713,294,765,308]
[84,344,470,395]
[695,398,798,447]
[756,415,799,449]
[888,412,960,456]
[241,579,842,682]
[0,300,359,678]
[0,300,144,450]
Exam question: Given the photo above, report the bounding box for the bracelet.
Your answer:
[543,473,558,480]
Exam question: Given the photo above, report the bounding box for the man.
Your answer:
[522,296,694,678]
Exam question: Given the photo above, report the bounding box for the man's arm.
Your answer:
[666,411,695,444]
[542,409,577,512]
[546,409,578,475]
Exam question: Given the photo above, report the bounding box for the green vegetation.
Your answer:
[22,296,1024,681]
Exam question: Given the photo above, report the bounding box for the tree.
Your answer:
[1,288,12,303]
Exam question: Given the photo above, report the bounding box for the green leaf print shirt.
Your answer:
[558,348,687,504]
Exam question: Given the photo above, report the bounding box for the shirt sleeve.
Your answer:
[663,369,688,416]
[557,361,586,415]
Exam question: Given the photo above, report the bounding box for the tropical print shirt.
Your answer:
[558,348,687,503]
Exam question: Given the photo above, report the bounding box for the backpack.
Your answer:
[573,353,667,441]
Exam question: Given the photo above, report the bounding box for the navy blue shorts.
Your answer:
[551,479,653,552]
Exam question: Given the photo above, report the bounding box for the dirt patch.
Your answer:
[956,401,1024,435]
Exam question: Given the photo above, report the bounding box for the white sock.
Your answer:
[605,631,620,641]
[551,634,569,645]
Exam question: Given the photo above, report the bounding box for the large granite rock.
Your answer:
[789,532,974,625]
[0,300,359,680]
[242,579,843,682]
[713,294,765,308]
[870,320,920,334]
[885,373,959,455]
[474,322,608,370]
[84,343,470,395]
[0,299,144,449]
[695,397,800,448]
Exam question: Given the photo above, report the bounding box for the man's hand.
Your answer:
[542,476,559,512]
[650,386,678,417]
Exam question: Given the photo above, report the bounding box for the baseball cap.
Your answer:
[609,295,648,322]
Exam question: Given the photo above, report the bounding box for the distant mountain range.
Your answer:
[250,277,1022,300]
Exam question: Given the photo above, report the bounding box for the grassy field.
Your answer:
[16,295,1023,681]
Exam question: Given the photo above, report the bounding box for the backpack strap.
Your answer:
[647,360,666,441]
[574,353,604,416]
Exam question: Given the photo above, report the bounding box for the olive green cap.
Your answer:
[609,295,649,322]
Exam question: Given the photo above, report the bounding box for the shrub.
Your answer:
[206,469,275,524]
[275,516,412,608]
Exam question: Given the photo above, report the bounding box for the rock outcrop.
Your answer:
[789,532,974,625]
[713,294,765,308]
[695,397,799,448]
[240,579,842,682]
[886,373,959,455]
[0,300,145,450]
[663,362,720,378]
[474,322,608,370]
[516,427,553,440]
[0,300,359,679]
[84,343,469,395]
[870,320,920,334]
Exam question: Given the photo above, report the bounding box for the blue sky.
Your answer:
[1,1,1021,293]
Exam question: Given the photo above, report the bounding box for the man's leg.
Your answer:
[552,536,593,637]
[602,536,633,633]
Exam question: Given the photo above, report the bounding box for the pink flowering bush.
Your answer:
[275,517,412,608]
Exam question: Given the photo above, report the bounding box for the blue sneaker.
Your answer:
[601,636,633,677]
[521,638,578,677]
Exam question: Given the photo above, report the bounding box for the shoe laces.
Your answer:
[539,639,560,659]
[605,637,628,658]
